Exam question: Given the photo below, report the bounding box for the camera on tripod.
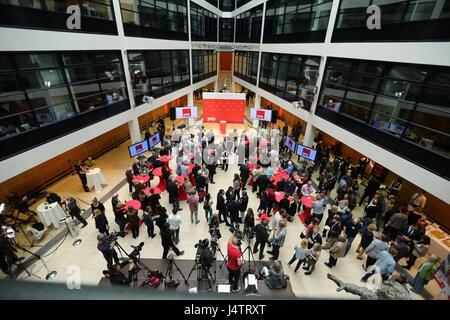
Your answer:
[245,226,255,240]
[129,242,144,261]
[229,223,244,246]
[106,231,121,242]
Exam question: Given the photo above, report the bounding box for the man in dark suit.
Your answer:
[167,178,181,211]
[216,189,229,226]
[239,160,249,190]
[276,177,286,192]
[192,163,201,179]
[132,160,140,176]
[227,199,240,226]
[44,191,61,205]
[75,160,90,192]
[359,178,380,206]
[64,196,88,228]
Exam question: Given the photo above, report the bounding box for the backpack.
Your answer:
[141,271,164,288]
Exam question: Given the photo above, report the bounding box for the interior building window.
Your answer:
[0,51,127,141]
[318,57,450,160]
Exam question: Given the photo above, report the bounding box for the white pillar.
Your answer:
[188,91,194,106]
[232,81,236,92]
[254,93,261,108]
[302,122,315,147]
[128,118,142,144]
[214,79,219,92]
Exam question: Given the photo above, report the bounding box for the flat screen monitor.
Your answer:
[176,106,198,119]
[128,140,149,158]
[250,108,272,122]
[148,133,161,148]
[285,136,296,153]
[296,144,317,161]
[36,113,53,122]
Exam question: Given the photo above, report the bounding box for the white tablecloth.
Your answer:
[86,168,108,193]
[37,202,67,228]
[426,226,450,260]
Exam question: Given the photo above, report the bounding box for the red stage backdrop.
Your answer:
[202,92,246,123]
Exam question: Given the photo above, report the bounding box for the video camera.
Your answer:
[229,223,243,247]
[194,239,213,268]
[106,231,121,242]
[129,242,144,260]
[245,226,255,240]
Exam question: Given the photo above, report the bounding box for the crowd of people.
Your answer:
[7,116,446,298]
[92,121,449,295]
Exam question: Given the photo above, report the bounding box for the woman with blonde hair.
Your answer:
[288,238,309,272]
[183,176,195,194]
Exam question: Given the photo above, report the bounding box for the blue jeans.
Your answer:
[411,273,427,293]
[173,199,180,210]
[345,236,355,256]
[205,207,213,224]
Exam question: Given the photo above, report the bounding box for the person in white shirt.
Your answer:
[168,208,182,245]
[271,210,282,231]
[301,181,314,197]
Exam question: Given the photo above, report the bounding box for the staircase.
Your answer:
[217,71,232,92]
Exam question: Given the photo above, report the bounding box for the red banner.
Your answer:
[202,93,245,124]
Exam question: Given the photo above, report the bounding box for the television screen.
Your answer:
[285,136,296,153]
[250,108,272,122]
[128,140,149,158]
[36,113,53,122]
[296,144,317,161]
[148,133,161,148]
[175,106,198,119]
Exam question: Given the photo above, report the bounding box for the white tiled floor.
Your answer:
[7,113,436,300]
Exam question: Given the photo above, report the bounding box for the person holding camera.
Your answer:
[253,214,270,260]
[197,239,214,280]
[227,235,244,292]
[97,234,120,270]
[106,259,135,286]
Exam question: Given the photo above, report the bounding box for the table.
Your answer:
[274,191,294,203]
[152,167,163,176]
[144,187,161,196]
[299,195,315,224]
[426,226,450,260]
[157,155,173,171]
[270,170,290,186]
[37,202,67,228]
[123,200,141,212]
[86,168,108,193]
[132,174,150,186]
[176,176,188,201]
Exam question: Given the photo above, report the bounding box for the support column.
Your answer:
[188,92,195,127]
[128,118,142,144]
[302,122,315,147]
[214,79,219,92]
[254,93,261,108]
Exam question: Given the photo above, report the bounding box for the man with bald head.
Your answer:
[227,235,244,292]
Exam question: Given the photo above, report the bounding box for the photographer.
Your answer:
[253,214,270,260]
[209,214,222,240]
[227,235,244,293]
[97,234,120,269]
[196,239,214,280]
[243,208,255,238]
[107,259,135,286]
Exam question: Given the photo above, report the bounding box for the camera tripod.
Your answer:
[165,254,188,287]
[240,236,257,275]
[186,262,214,292]
[114,240,154,287]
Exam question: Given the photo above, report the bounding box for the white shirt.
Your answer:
[301,184,313,197]
[168,214,181,230]
[272,212,282,230]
